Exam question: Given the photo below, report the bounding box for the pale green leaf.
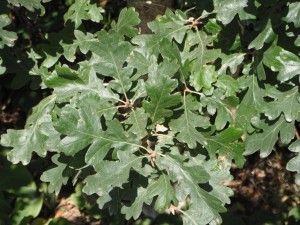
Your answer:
[1,95,57,165]
[218,53,245,75]
[0,14,17,49]
[126,108,148,139]
[213,0,247,25]
[40,154,68,195]
[283,2,300,28]
[64,0,103,28]
[112,7,140,37]
[248,20,276,50]
[7,0,45,12]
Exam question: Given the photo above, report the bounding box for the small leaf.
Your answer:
[64,0,103,28]
[203,95,239,130]
[126,108,148,139]
[40,154,68,195]
[248,20,276,50]
[112,7,140,37]
[192,65,218,91]
[0,14,17,49]
[218,53,245,75]
[283,2,300,28]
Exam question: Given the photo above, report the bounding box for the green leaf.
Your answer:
[263,86,300,122]
[218,53,245,75]
[132,10,188,58]
[0,14,17,49]
[157,153,226,225]
[192,65,217,91]
[283,2,300,28]
[248,20,276,50]
[121,174,175,219]
[54,93,140,160]
[7,0,45,12]
[206,127,245,167]
[62,30,97,62]
[126,108,148,139]
[263,43,300,82]
[83,151,142,197]
[202,95,239,131]
[245,115,295,157]
[40,154,68,195]
[88,31,133,95]
[215,75,240,97]
[11,194,43,225]
[112,7,140,37]
[170,95,210,148]
[286,140,300,173]
[236,76,265,132]
[64,0,104,28]
[276,50,300,82]
[213,0,247,25]
[1,95,57,165]
[143,72,181,125]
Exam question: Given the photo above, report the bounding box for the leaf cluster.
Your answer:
[0,0,300,224]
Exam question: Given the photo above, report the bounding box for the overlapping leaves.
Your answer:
[1,0,300,224]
